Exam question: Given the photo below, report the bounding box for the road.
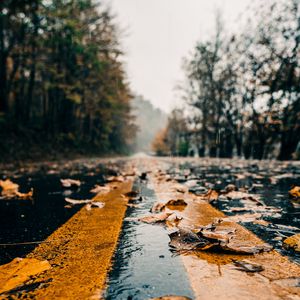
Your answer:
[0,156,300,299]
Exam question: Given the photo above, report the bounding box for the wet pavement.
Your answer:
[0,156,300,299]
[0,159,116,265]
[164,158,300,263]
[105,179,194,300]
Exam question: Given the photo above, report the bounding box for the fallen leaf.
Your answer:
[166,214,183,228]
[283,234,300,252]
[151,199,187,212]
[166,199,187,208]
[189,186,208,195]
[151,202,167,213]
[221,190,264,206]
[90,185,110,194]
[289,186,300,199]
[169,229,213,251]
[199,225,236,243]
[0,179,33,200]
[225,184,237,192]
[106,176,124,183]
[195,189,219,203]
[222,241,272,254]
[65,198,91,205]
[168,221,272,254]
[232,259,264,272]
[223,213,263,223]
[0,257,51,294]
[172,184,188,194]
[86,202,105,211]
[15,189,34,200]
[138,212,173,224]
[60,179,81,188]
[253,219,270,226]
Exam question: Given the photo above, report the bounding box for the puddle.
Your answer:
[167,160,300,264]
[105,180,194,300]
[0,165,107,265]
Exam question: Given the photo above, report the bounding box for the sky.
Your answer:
[103,0,253,113]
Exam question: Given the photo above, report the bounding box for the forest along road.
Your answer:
[0,156,300,299]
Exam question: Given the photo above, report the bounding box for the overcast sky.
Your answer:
[103,0,253,113]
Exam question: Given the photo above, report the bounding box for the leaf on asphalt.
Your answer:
[283,234,300,252]
[232,259,264,273]
[222,241,273,254]
[86,201,105,211]
[198,224,236,243]
[269,173,295,185]
[169,229,215,251]
[151,199,187,212]
[60,179,81,188]
[15,189,34,200]
[253,219,270,226]
[172,184,188,193]
[223,213,263,223]
[0,257,51,294]
[165,213,183,228]
[151,201,166,212]
[289,186,300,199]
[65,198,91,205]
[224,184,237,192]
[168,220,272,254]
[106,175,124,183]
[138,212,173,224]
[220,190,264,206]
[90,185,110,194]
[194,189,219,203]
[0,179,33,200]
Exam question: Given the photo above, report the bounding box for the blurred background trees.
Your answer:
[153,0,300,160]
[0,0,136,160]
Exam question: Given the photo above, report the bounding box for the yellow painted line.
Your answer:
[11,180,133,299]
[150,167,300,300]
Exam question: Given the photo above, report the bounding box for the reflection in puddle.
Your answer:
[105,181,194,300]
[167,160,300,264]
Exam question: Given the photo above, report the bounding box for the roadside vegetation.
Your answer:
[0,0,136,162]
[153,0,300,160]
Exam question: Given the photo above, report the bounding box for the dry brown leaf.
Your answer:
[138,212,173,224]
[223,213,263,223]
[232,259,264,273]
[196,189,219,203]
[0,179,33,200]
[165,214,183,228]
[90,185,110,194]
[172,184,188,193]
[151,199,187,213]
[60,178,81,188]
[283,234,300,252]
[65,198,91,205]
[106,176,124,183]
[289,186,300,199]
[222,240,272,254]
[169,229,213,251]
[86,202,105,211]
[0,257,51,294]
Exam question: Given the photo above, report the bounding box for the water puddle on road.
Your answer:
[0,163,107,265]
[105,180,194,300]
